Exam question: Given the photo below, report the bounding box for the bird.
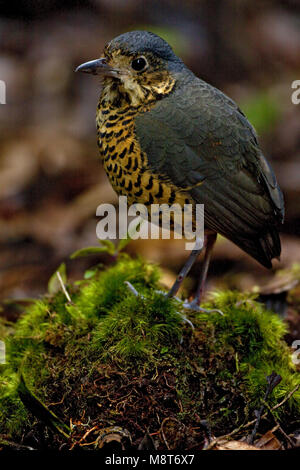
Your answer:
[76,30,284,310]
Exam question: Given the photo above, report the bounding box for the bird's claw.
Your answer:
[124,281,144,299]
[124,282,195,329]
[177,313,194,329]
[183,299,223,315]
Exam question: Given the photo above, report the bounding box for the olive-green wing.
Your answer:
[135,78,284,267]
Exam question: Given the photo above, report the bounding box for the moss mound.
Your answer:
[0,255,299,450]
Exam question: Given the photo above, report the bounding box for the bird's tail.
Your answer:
[233,226,281,269]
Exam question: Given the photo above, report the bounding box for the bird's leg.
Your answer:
[192,232,217,306]
[167,237,205,298]
[184,233,223,314]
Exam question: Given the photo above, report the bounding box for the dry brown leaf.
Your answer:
[213,440,260,451]
[255,430,283,450]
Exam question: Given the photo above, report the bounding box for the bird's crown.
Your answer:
[104,31,181,63]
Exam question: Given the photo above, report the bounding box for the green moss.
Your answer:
[199,291,300,412]
[0,370,29,436]
[91,290,182,361]
[0,256,299,448]
[76,254,160,319]
[201,291,287,361]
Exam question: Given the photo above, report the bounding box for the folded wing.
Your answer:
[135,78,284,268]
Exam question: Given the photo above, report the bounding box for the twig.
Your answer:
[56,271,72,303]
[263,400,295,448]
[272,384,299,411]
[160,418,171,450]
[248,371,282,444]
[78,425,98,445]
[47,393,67,407]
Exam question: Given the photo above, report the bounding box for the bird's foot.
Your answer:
[183,298,223,315]
[124,282,194,329]
[177,312,194,330]
[124,281,144,299]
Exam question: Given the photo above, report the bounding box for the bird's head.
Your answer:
[76,31,188,107]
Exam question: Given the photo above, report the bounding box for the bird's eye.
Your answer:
[131,57,148,71]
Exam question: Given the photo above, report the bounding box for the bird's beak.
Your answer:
[75,58,119,78]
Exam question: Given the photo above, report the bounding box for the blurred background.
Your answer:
[0,0,299,330]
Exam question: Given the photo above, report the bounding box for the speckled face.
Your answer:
[101,46,176,106]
